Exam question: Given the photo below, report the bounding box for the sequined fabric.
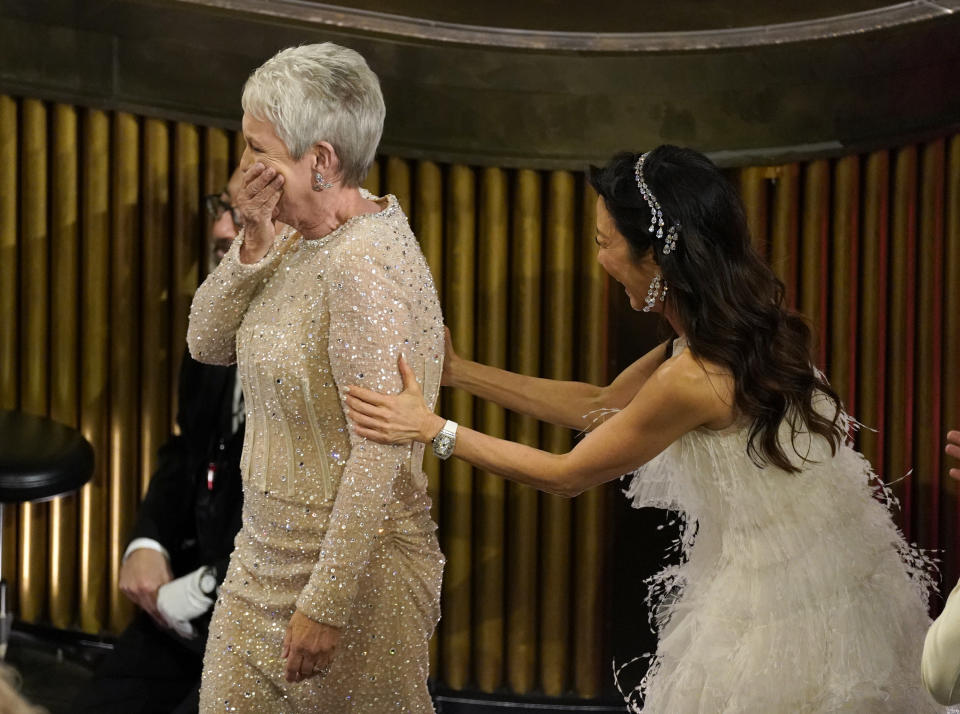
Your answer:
[187,193,445,713]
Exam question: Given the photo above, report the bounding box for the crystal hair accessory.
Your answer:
[634,153,680,254]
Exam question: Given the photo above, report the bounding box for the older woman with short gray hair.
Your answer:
[188,43,445,712]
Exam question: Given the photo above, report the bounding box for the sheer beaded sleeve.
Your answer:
[187,232,285,366]
[296,227,417,628]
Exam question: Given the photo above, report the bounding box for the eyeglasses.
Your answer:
[203,194,244,228]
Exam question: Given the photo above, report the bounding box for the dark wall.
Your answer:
[1,0,958,168]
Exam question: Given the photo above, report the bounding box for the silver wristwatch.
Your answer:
[199,565,218,597]
[431,420,458,461]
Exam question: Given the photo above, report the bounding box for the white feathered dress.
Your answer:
[622,342,946,713]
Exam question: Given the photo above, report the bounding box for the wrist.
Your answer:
[237,222,274,263]
[445,357,463,389]
[422,414,446,443]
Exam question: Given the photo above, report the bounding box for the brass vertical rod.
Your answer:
[573,182,607,697]
[171,122,201,432]
[887,145,918,536]
[109,112,141,631]
[385,156,412,218]
[416,161,444,302]
[413,160,444,677]
[738,166,769,259]
[0,96,18,608]
[0,96,18,410]
[79,108,111,633]
[441,164,475,689]
[915,139,946,550]
[507,169,542,694]
[202,128,230,283]
[19,98,50,623]
[829,156,860,409]
[800,159,830,369]
[140,119,171,497]
[539,170,576,696]
[857,151,890,478]
[49,103,80,628]
[770,164,800,309]
[473,167,508,692]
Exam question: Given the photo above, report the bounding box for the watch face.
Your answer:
[434,432,455,459]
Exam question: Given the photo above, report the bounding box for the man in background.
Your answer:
[74,167,248,714]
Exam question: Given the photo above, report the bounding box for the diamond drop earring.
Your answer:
[643,274,662,313]
[312,172,334,191]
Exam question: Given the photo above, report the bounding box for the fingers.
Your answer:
[948,430,960,448]
[283,648,330,682]
[947,442,960,461]
[347,409,388,435]
[951,467,960,480]
[141,593,168,628]
[282,627,292,660]
[344,394,388,419]
[284,652,304,683]
[344,385,387,407]
[397,354,426,399]
[299,653,320,680]
[398,353,420,393]
[242,163,276,194]
[352,424,391,443]
[239,164,284,220]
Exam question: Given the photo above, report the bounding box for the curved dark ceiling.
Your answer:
[178,0,960,50]
[313,0,895,32]
[0,0,958,167]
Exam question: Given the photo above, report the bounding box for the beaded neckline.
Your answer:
[299,191,397,249]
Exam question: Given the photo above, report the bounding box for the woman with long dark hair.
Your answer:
[344,146,942,711]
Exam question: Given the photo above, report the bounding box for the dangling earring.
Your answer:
[312,172,334,191]
[643,274,661,312]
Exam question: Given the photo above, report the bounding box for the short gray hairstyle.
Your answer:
[242,43,385,187]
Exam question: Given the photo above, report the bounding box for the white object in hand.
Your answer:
[156,566,215,640]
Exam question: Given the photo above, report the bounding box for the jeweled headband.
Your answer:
[634,152,680,254]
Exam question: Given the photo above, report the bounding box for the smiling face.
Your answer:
[595,196,660,312]
[241,113,323,228]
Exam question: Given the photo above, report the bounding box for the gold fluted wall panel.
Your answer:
[731,138,960,593]
[4,92,960,700]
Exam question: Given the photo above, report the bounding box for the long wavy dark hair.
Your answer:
[589,146,844,472]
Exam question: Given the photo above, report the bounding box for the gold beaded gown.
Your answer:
[187,193,445,713]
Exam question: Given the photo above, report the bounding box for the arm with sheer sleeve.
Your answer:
[295,233,417,627]
[186,231,285,366]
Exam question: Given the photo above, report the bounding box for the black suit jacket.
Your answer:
[130,350,244,590]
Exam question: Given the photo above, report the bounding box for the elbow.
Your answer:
[186,327,234,367]
[552,469,586,499]
[581,386,614,432]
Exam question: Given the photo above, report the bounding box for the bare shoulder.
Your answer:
[650,348,736,428]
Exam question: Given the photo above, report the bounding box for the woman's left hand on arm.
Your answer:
[282,610,341,682]
[345,354,444,445]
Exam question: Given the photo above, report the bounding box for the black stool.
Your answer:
[0,410,94,657]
